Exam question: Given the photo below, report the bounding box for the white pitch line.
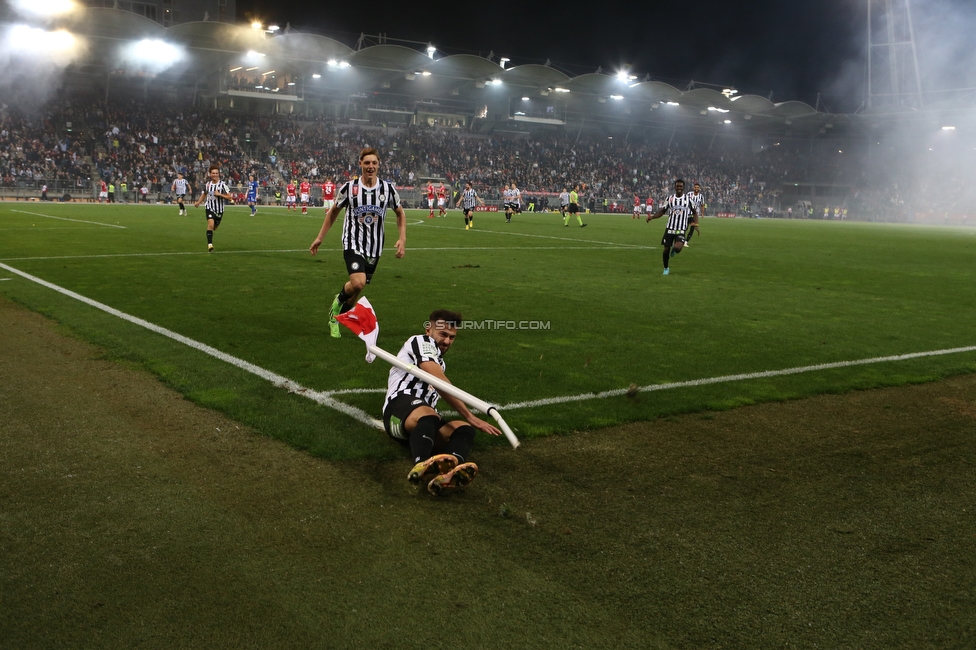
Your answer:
[326,345,976,413]
[498,346,976,410]
[0,261,383,430]
[11,209,127,229]
[418,221,651,248]
[0,278,10,281]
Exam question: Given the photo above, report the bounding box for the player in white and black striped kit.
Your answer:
[459,181,484,230]
[193,164,234,252]
[684,181,705,246]
[382,310,502,495]
[309,147,407,338]
[646,179,699,275]
[171,172,189,216]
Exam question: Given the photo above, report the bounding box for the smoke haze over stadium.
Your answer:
[237,0,976,113]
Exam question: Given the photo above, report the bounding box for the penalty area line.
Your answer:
[11,209,127,229]
[0,261,382,430]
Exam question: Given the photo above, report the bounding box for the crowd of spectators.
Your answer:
[4,97,975,223]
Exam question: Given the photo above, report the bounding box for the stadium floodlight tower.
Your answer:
[866,0,924,109]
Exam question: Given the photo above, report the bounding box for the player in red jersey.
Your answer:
[645,196,654,216]
[633,194,642,219]
[426,182,436,219]
[437,183,448,217]
[321,177,336,212]
[98,179,108,203]
[286,181,297,211]
[300,177,312,214]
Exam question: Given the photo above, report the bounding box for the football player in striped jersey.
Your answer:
[646,179,699,275]
[383,311,502,495]
[309,147,407,338]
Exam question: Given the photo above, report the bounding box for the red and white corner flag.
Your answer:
[334,297,379,362]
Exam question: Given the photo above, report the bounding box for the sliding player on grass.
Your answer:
[646,179,699,275]
[309,147,406,338]
[382,311,502,495]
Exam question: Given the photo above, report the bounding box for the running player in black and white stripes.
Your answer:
[684,181,705,245]
[171,172,189,216]
[192,164,233,252]
[309,146,407,338]
[382,310,502,496]
[646,179,699,275]
[459,181,484,230]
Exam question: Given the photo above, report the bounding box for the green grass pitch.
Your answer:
[2,202,975,459]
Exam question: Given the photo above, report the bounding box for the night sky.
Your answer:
[236,0,974,113]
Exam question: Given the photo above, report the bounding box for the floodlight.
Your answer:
[125,38,184,66]
[11,0,76,18]
[554,87,570,93]
[338,61,350,68]
[707,106,729,113]
[245,50,265,63]
[261,70,275,76]
[616,70,628,81]
[7,25,77,54]
[665,101,679,106]
[312,73,321,79]
[609,94,623,100]
[500,57,510,69]
[426,45,436,59]
[229,66,242,72]
[327,59,338,67]
[521,96,529,101]
[490,78,502,85]
[287,82,295,86]
[251,21,262,29]
[942,126,956,131]
[267,25,280,32]
[723,119,732,124]
[421,70,431,76]
[245,66,258,71]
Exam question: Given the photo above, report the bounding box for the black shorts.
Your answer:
[560,204,568,212]
[504,202,516,211]
[343,250,378,283]
[569,203,579,214]
[661,229,686,248]
[463,207,473,216]
[176,194,185,201]
[206,209,223,226]
[383,394,439,441]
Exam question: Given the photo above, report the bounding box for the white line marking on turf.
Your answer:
[0,261,383,430]
[326,346,976,413]
[498,346,976,410]
[0,245,640,262]
[11,209,127,229]
[418,222,651,248]
[0,277,10,281]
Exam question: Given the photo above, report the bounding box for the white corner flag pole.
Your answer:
[366,344,520,450]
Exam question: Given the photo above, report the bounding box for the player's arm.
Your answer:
[646,206,667,221]
[393,205,407,258]
[418,361,502,436]
[193,189,206,207]
[309,204,341,255]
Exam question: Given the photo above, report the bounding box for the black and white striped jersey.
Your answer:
[688,191,705,216]
[559,191,570,206]
[335,178,401,258]
[205,180,230,215]
[461,188,478,209]
[173,178,188,196]
[662,193,696,232]
[383,334,446,412]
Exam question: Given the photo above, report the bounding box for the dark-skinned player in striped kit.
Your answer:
[646,179,699,275]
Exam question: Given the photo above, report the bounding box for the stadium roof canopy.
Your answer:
[11,7,976,134]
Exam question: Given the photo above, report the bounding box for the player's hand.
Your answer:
[394,239,405,258]
[309,238,322,255]
[468,416,502,437]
